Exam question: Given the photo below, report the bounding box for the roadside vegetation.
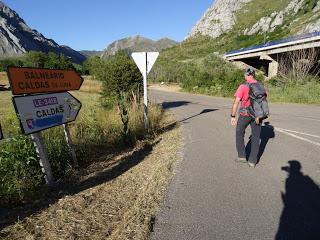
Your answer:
[0,50,182,239]
[1,112,180,240]
[0,51,166,208]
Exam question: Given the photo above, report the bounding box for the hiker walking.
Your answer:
[230,67,269,167]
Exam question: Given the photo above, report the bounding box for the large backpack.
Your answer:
[244,82,269,122]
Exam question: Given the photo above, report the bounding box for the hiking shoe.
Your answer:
[235,157,247,163]
[248,162,256,168]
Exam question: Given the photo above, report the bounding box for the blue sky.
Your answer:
[3,0,213,51]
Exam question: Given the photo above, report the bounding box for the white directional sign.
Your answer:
[13,92,81,135]
[132,52,159,76]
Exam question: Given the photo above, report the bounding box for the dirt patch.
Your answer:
[149,83,182,93]
[0,114,181,240]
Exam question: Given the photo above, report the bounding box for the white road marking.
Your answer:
[298,116,320,122]
[275,127,320,147]
[276,127,320,139]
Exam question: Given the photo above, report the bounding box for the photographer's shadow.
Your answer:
[246,122,275,163]
[276,161,320,240]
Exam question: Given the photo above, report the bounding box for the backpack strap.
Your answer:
[239,83,251,115]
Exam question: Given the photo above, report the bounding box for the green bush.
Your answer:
[0,135,42,204]
[151,53,244,97]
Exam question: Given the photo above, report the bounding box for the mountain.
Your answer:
[188,0,320,40]
[0,1,86,64]
[80,50,103,58]
[101,35,178,59]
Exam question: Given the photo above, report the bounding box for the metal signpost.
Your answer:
[63,123,78,168]
[31,132,54,185]
[0,123,3,140]
[8,67,83,185]
[131,52,159,129]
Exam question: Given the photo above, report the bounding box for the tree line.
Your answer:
[0,51,76,72]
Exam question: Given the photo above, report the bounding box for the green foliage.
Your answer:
[266,79,320,104]
[99,51,142,102]
[82,56,104,76]
[0,51,75,71]
[151,53,244,97]
[0,57,24,71]
[98,51,143,141]
[23,51,74,69]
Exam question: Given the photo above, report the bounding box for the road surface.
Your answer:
[150,89,320,240]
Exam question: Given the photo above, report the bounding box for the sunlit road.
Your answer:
[150,89,320,240]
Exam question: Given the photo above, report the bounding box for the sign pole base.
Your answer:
[31,132,55,186]
[63,124,78,168]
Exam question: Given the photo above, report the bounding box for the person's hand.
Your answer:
[231,117,237,126]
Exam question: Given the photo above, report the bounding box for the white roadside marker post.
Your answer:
[63,123,78,168]
[31,132,55,185]
[132,52,159,130]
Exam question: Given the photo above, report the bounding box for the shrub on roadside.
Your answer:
[265,75,320,104]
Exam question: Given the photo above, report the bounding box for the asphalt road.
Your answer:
[150,89,320,240]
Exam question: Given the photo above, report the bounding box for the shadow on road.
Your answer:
[158,107,219,134]
[246,122,275,163]
[180,109,218,122]
[276,160,320,240]
[162,101,191,109]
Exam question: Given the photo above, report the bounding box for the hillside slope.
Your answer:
[155,0,320,72]
[150,0,320,102]
[0,1,86,64]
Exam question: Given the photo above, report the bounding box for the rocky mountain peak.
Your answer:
[188,0,252,39]
[0,1,85,63]
[101,36,178,59]
[187,0,320,40]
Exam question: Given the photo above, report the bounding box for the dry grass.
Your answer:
[149,83,182,93]
[80,77,103,94]
[0,72,8,85]
[0,114,181,240]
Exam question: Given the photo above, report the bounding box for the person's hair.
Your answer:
[245,67,255,76]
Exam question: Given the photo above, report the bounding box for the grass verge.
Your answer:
[0,113,181,240]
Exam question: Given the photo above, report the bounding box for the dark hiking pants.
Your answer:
[236,115,261,164]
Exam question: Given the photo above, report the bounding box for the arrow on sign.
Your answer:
[7,67,84,95]
[12,92,81,135]
[131,52,159,76]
